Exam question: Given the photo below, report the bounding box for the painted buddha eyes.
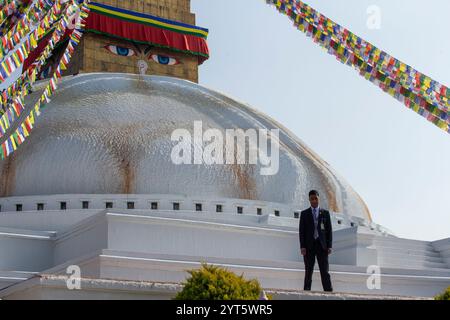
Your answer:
[104,45,136,57]
[150,54,179,65]
[104,44,179,65]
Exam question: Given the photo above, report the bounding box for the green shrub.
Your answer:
[435,286,450,300]
[174,262,268,300]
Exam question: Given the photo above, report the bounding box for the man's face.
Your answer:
[309,195,319,208]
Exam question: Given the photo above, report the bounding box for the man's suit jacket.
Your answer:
[299,208,333,250]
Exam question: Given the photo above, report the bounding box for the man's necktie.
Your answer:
[313,208,319,239]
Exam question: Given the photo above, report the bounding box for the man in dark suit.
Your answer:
[299,190,333,292]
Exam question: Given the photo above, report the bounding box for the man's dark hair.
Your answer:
[309,190,319,197]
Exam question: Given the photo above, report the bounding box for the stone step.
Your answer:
[374,238,435,250]
[378,251,445,264]
[379,257,449,270]
[380,264,450,272]
[375,245,442,258]
[378,236,434,246]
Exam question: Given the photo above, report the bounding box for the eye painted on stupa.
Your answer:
[150,54,179,65]
[104,44,137,57]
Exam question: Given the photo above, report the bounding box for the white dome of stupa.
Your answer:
[0,73,372,223]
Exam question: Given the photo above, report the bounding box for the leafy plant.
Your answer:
[435,286,450,300]
[174,262,270,300]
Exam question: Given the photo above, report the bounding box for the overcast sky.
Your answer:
[192,0,450,241]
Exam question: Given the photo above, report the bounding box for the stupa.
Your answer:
[0,0,449,299]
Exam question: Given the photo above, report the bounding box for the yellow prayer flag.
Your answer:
[21,123,29,137]
[29,111,35,125]
[10,136,17,150]
[30,33,37,48]
[12,53,20,66]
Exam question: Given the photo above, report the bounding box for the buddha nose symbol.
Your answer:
[137,60,148,75]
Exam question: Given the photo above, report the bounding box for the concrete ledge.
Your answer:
[0,271,38,291]
[27,249,450,298]
[0,275,433,300]
[266,289,432,300]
